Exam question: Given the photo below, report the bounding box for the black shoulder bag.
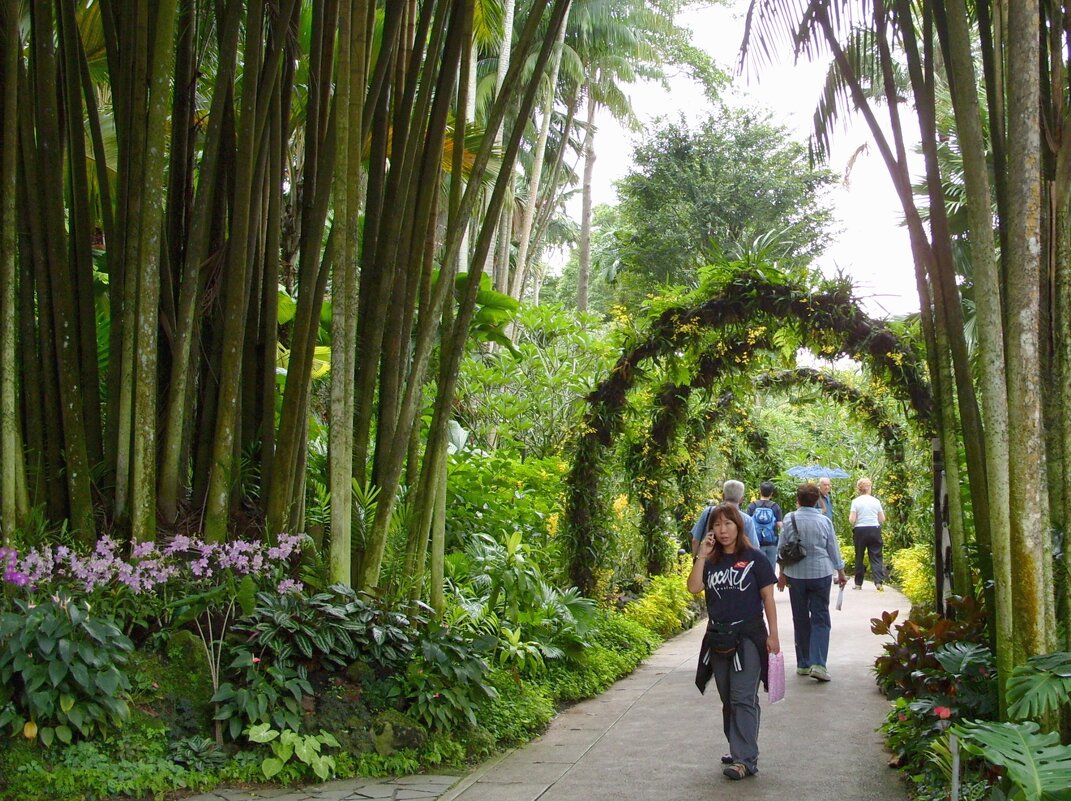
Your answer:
[778,512,807,565]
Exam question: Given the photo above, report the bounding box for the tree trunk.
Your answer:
[57,0,103,474]
[509,8,570,301]
[578,87,596,312]
[0,0,23,537]
[1004,0,1054,660]
[328,0,369,584]
[158,0,242,523]
[264,0,345,537]
[358,0,572,590]
[128,0,179,542]
[488,0,516,294]
[30,0,94,540]
[204,0,298,541]
[939,0,1011,627]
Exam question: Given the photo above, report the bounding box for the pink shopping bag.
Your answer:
[767,652,785,704]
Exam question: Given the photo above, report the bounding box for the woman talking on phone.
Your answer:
[687,503,780,781]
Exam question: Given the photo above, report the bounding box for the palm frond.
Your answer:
[810,23,881,162]
[740,0,876,76]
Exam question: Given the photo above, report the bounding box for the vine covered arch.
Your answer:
[754,368,915,532]
[564,272,933,594]
[634,367,915,575]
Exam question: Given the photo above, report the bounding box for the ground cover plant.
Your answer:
[0,518,686,801]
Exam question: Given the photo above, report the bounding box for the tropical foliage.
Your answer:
[3,0,1071,797]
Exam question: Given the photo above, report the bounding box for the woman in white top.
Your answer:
[848,477,886,591]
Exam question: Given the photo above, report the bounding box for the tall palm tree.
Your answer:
[742,0,1062,706]
[570,0,687,311]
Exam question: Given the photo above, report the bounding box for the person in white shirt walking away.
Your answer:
[848,477,886,591]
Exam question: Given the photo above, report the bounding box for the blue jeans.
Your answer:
[760,544,779,568]
[787,575,832,669]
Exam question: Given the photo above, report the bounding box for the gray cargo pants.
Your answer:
[711,637,762,774]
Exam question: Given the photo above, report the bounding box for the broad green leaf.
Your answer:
[48,660,68,687]
[246,723,277,743]
[294,736,314,764]
[273,737,294,763]
[261,756,284,779]
[312,754,333,780]
[55,725,72,744]
[67,705,86,733]
[954,720,1071,801]
[934,642,992,675]
[59,694,75,714]
[476,288,520,311]
[236,574,257,617]
[69,663,90,690]
[1007,653,1071,721]
[95,668,120,696]
[277,286,297,325]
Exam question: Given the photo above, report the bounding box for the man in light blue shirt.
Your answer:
[691,479,759,554]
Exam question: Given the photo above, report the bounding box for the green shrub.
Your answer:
[245,723,340,781]
[398,623,496,732]
[590,610,661,657]
[212,653,313,739]
[622,559,697,637]
[418,732,468,767]
[543,644,632,703]
[0,597,133,746]
[476,669,555,745]
[887,543,934,607]
[0,720,217,801]
[871,595,988,699]
[355,748,421,777]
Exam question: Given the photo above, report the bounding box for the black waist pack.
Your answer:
[707,620,739,654]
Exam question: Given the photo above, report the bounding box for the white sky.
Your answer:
[564,1,923,319]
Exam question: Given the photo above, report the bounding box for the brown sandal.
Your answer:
[723,762,754,780]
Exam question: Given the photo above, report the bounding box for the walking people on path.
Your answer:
[688,503,779,781]
[746,481,783,567]
[691,479,759,555]
[777,483,847,682]
[849,477,887,591]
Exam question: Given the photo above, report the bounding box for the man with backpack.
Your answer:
[747,481,783,566]
[691,480,760,555]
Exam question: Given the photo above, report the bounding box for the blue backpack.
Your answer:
[752,504,778,545]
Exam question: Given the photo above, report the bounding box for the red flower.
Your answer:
[934,706,952,719]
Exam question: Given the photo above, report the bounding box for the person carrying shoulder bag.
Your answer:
[777,483,847,683]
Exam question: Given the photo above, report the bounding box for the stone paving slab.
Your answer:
[182,775,460,801]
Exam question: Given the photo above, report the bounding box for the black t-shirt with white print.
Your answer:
[703,546,777,624]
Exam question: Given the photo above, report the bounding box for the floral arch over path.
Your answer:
[631,366,917,576]
[564,272,933,595]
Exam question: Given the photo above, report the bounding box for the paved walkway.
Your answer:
[186,583,910,801]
